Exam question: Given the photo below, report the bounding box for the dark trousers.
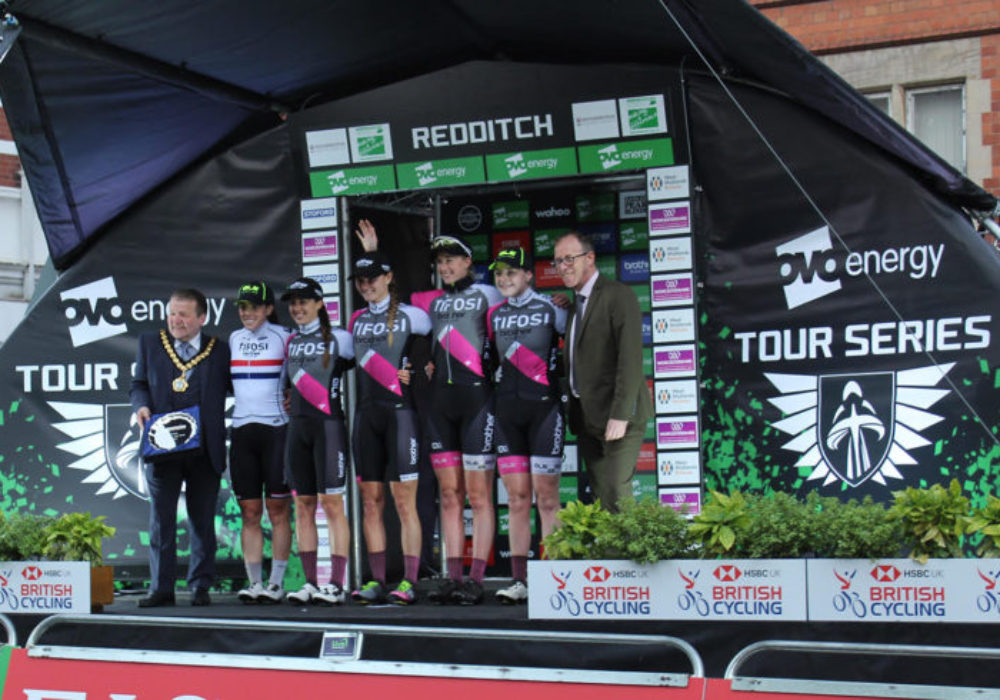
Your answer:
[145,454,221,592]
[574,415,644,513]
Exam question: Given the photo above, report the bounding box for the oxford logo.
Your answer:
[764,363,951,487]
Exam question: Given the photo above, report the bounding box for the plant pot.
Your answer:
[91,565,114,610]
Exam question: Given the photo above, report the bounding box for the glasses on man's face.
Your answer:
[553,251,589,267]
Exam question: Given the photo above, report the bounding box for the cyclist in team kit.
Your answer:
[229,281,292,604]
[348,241,432,605]
[281,277,354,605]
[487,247,567,604]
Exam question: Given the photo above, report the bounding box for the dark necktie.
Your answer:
[570,294,586,396]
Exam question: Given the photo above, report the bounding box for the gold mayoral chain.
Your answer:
[159,329,216,392]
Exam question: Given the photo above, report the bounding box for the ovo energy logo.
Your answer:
[776,226,841,310]
[59,276,128,347]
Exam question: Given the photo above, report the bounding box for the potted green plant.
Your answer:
[42,512,117,610]
[965,493,1000,557]
[0,512,57,560]
[886,478,968,563]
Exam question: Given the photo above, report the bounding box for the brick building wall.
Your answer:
[752,0,1000,197]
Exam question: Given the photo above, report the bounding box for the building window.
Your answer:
[865,91,891,117]
[906,84,965,174]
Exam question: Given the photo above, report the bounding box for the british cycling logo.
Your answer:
[976,568,1000,614]
[677,569,710,616]
[59,276,128,347]
[775,227,944,310]
[764,364,951,488]
[832,568,868,618]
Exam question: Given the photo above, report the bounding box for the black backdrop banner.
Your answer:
[0,126,300,568]
[691,75,1000,500]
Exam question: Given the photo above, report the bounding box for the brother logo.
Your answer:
[59,276,128,347]
[776,227,841,310]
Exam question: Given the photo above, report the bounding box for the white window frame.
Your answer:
[906,83,966,174]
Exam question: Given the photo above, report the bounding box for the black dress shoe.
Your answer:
[138,590,175,608]
[191,587,211,606]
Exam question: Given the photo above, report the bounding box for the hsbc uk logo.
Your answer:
[713,565,741,582]
[59,277,128,347]
[871,564,901,582]
[775,227,944,310]
[584,566,610,582]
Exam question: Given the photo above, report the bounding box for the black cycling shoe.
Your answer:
[451,578,484,606]
[428,577,459,605]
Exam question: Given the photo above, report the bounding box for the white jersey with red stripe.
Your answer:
[229,321,291,428]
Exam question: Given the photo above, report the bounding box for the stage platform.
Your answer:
[10,578,1000,688]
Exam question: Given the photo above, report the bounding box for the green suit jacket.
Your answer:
[564,274,652,438]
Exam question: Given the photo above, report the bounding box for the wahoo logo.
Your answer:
[60,277,128,347]
[714,565,742,582]
[871,565,901,582]
[585,566,611,582]
[765,363,952,488]
[776,227,841,310]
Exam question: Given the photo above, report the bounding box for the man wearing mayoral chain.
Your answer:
[130,288,230,607]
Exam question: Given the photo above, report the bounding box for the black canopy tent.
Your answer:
[0,0,993,270]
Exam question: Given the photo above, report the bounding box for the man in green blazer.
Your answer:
[554,231,652,512]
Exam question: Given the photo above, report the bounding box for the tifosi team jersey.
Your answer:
[285,319,355,418]
[349,297,432,406]
[229,321,291,428]
[412,278,502,387]
[488,289,567,401]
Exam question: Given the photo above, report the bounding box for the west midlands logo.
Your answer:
[764,364,952,487]
[59,276,128,347]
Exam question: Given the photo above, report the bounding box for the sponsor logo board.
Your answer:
[575,192,616,222]
[0,561,90,613]
[652,308,696,343]
[493,200,530,229]
[655,379,698,414]
[302,263,340,295]
[533,260,563,288]
[619,94,668,136]
[619,190,647,219]
[310,165,396,196]
[348,123,393,162]
[649,237,692,272]
[485,147,578,182]
[618,253,649,283]
[647,165,689,201]
[578,137,673,174]
[491,231,532,258]
[620,221,649,251]
[649,201,691,236]
[300,198,339,230]
[653,343,697,378]
[396,156,486,189]
[667,559,807,620]
[651,273,694,307]
[806,558,996,623]
[324,297,341,326]
[302,233,339,262]
[657,449,701,485]
[305,128,350,167]
[571,99,620,141]
[533,228,570,257]
[660,488,702,516]
[60,277,128,347]
[656,415,699,449]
